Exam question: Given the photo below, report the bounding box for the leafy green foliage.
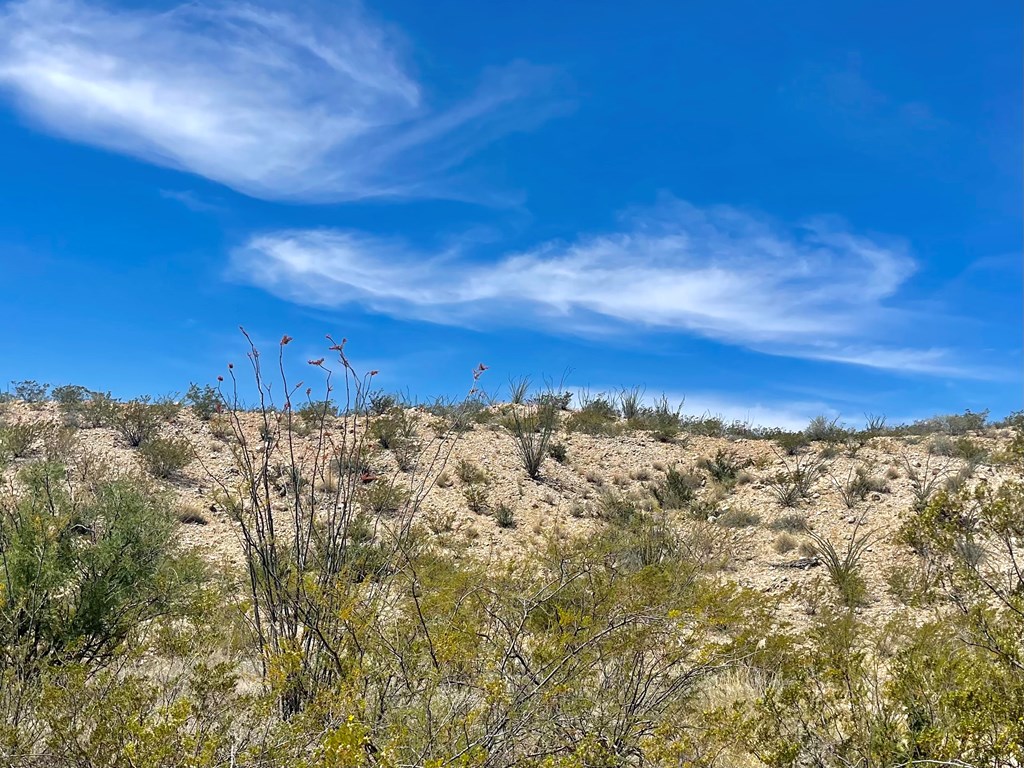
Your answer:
[139,435,194,478]
[186,383,221,421]
[807,522,871,607]
[0,463,203,674]
[650,466,701,510]
[10,380,49,404]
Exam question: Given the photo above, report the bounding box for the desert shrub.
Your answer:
[941,436,988,465]
[773,532,798,554]
[774,431,808,455]
[595,491,640,525]
[502,396,560,480]
[76,390,117,428]
[359,480,411,516]
[463,484,489,513]
[368,391,398,415]
[617,385,645,421]
[698,448,750,486]
[507,376,531,405]
[630,395,683,442]
[10,379,48,404]
[455,458,488,485]
[534,390,573,411]
[296,399,339,430]
[900,452,954,511]
[863,413,889,436]
[425,395,488,433]
[139,436,194,478]
[0,421,39,459]
[547,441,568,463]
[928,434,957,456]
[112,398,164,447]
[52,383,89,410]
[807,523,871,607]
[830,466,887,508]
[0,462,203,674]
[681,413,727,437]
[716,507,760,528]
[805,414,847,443]
[565,395,620,435]
[765,452,826,507]
[185,383,221,421]
[176,503,210,525]
[494,502,516,528]
[369,407,418,449]
[650,466,701,510]
[768,513,807,533]
[910,408,990,436]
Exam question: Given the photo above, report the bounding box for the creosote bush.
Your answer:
[139,435,194,478]
[0,421,39,460]
[0,462,205,676]
[650,465,701,510]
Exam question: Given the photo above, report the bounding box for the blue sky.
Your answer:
[0,0,1019,427]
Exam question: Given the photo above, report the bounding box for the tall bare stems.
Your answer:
[212,330,482,715]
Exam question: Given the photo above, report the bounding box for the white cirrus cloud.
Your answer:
[229,197,981,377]
[0,0,564,202]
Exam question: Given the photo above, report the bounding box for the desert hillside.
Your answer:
[1,377,1022,766]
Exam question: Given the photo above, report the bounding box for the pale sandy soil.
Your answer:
[3,401,1015,630]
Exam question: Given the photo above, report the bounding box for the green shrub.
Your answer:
[502,398,560,480]
[807,523,871,607]
[547,441,568,463]
[765,453,825,507]
[78,390,118,428]
[139,436,194,478]
[494,502,516,528]
[774,431,808,455]
[113,398,164,447]
[10,379,48,404]
[0,462,203,673]
[805,414,847,443]
[716,507,760,528]
[768,513,807,533]
[617,386,645,421]
[630,396,682,442]
[369,407,418,449]
[52,384,89,409]
[650,466,701,510]
[455,458,488,485]
[595,491,640,525]
[698,448,750,486]
[369,391,398,415]
[464,485,489,513]
[0,421,39,459]
[830,466,887,508]
[359,481,410,515]
[186,383,221,421]
[507,377,531,405]
[565,396,620,435]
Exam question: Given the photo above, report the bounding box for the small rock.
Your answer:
[846,516,857,524]
[871,493,882,501]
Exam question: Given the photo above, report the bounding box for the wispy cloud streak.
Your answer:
[0,0,563,201]
[230,198,977,376]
